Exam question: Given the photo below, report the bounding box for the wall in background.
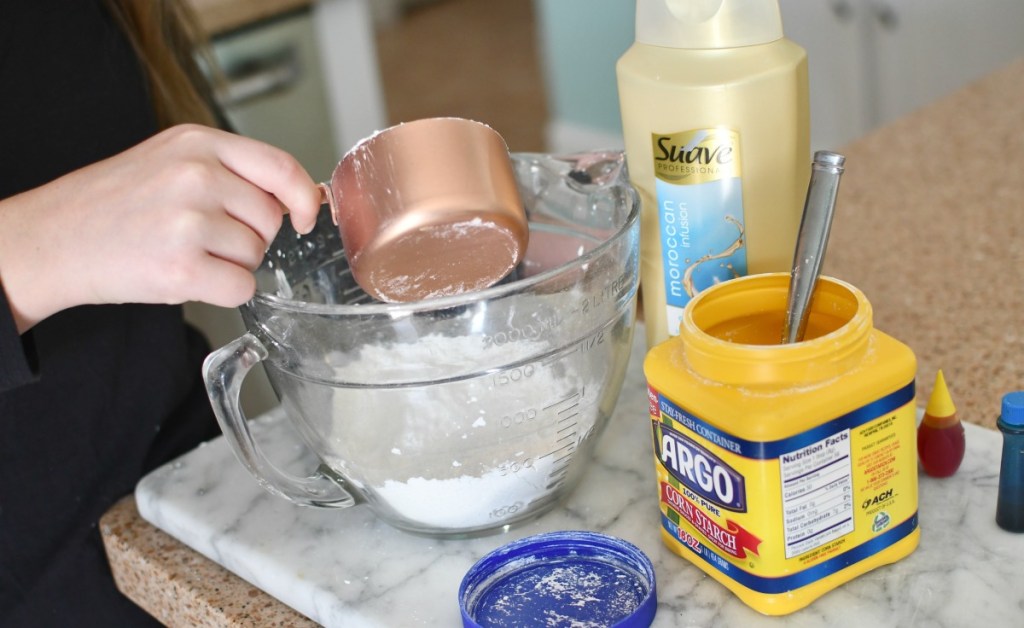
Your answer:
[535,1,1024,154]
[532,0,633,152]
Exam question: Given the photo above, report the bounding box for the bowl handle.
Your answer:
[202,332,356,508]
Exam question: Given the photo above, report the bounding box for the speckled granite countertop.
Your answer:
[101,59,1024,625]
[823,58,1024,430]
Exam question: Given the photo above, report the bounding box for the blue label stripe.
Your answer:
[658,381,915,459]
[662,512,918,594]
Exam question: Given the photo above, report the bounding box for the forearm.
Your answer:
[0,182,86,333]
[0,125,321,334]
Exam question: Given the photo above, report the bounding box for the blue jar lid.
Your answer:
[1001,391,1024,427]
[459,530,657,628]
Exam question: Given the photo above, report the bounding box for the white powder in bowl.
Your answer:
[312,328,606,532]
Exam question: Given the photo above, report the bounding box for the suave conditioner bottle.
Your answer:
[617,0,810,348]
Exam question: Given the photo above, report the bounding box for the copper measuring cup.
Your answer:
[317,117,528,303]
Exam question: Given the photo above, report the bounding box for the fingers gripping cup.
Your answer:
[320,117,528,303]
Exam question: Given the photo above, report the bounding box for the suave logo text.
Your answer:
[654,137,734,166]
[651,129,741,185]
[656,423,746,512]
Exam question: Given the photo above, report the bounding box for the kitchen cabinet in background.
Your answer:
[207,8,338,181]
[780,0,1024,150]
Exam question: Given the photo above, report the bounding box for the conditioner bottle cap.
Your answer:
[635,0,784,49]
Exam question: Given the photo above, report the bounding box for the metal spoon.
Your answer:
[781,151,846,344]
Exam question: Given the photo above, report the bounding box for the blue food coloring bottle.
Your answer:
[996,391,1024,532]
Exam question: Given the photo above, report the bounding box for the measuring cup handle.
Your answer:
[202,332,356,509]
[318,182,340,226]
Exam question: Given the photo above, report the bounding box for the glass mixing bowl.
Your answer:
[204,150,640,537]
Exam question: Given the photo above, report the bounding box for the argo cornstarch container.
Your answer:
[644,273,919,615]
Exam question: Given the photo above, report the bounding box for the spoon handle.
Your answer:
[782,151,846,344]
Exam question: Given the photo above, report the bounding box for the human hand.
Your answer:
[0,124,322,332]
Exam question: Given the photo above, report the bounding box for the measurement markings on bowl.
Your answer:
[484,311,564,348]
[541,330,606,361]
[337,268,375,304]
[484,268,633,349]
[543,388,584,490]
[567,270,634,316]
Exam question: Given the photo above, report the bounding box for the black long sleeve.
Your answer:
[0,282,37,392]
[0,2,220,624]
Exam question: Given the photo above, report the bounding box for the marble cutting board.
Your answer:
[136,329,1024,627]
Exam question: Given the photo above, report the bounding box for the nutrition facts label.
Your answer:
[779,430,854,558]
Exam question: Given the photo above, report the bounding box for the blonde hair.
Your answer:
[102,0,218,129]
